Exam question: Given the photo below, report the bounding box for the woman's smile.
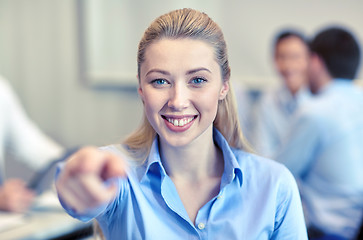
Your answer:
[161,115,198,132]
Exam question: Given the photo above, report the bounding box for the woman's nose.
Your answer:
[168,84,189,110]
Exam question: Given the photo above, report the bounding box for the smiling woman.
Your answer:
[138,38,229,149]
[55,8,308,240]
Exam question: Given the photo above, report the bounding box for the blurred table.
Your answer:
[0,191,92,240]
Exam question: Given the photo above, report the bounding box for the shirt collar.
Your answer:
[213,128,243,188]
[137,128,243,187]
[135,136,167,183]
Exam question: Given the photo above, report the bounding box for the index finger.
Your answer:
[64,147,128,180]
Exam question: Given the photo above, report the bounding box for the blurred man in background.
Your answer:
[0,75,64,212]
[251,30,311,157]
[277,27,363,240]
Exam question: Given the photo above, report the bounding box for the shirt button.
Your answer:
[198,222,205,230]
[217,195,223,200]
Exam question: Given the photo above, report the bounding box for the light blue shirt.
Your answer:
[58,129,307,240]
[276,80,363,239]
[251,86,310,158]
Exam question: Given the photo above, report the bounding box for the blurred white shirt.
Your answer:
[250,85,310,157]
[0,75,64,182]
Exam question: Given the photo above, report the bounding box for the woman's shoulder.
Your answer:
[233,149,284,169]
[99,144,128,157]
[232,149,296,187]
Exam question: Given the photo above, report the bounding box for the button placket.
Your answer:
[197,222,205,230]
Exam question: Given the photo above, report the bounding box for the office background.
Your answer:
[0,0,362,156]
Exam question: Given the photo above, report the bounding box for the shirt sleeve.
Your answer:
[271,167,308,240]
[275,110,320,177]
[2,78,64,170]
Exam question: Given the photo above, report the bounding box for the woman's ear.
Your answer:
[138,86,144,98]
[219,80,230,100]
[137,75,145,103]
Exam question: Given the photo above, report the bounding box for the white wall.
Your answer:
[219,0,363,85]
[83,0,363,88]
[0,0,362,149]
[0,0,143,149]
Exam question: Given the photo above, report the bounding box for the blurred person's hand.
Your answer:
[0,179,35,212]
[55,147,128,214]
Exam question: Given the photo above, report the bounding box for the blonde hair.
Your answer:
[124,8,252,162]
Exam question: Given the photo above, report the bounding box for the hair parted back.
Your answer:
[124,8,252,162]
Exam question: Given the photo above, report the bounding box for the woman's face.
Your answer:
[274,36,309,95]
[138,38,229,148]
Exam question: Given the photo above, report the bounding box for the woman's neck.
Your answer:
[159,129,224,182]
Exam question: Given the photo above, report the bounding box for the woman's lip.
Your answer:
[161,114,197,119]
[162,115,197,132]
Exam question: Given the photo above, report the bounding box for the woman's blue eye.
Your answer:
[152,79,167,85]
[191,77,206,84]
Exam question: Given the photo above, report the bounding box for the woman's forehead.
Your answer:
[146,38,214,54]
[141,38,218,72]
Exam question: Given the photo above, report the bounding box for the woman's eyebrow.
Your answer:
[145,67,211,77]
[145,69,170,77]
[186,67,212,75]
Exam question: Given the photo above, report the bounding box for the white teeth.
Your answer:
[166,117,194,127]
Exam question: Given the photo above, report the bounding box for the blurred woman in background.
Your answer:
[251,30,311,157]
